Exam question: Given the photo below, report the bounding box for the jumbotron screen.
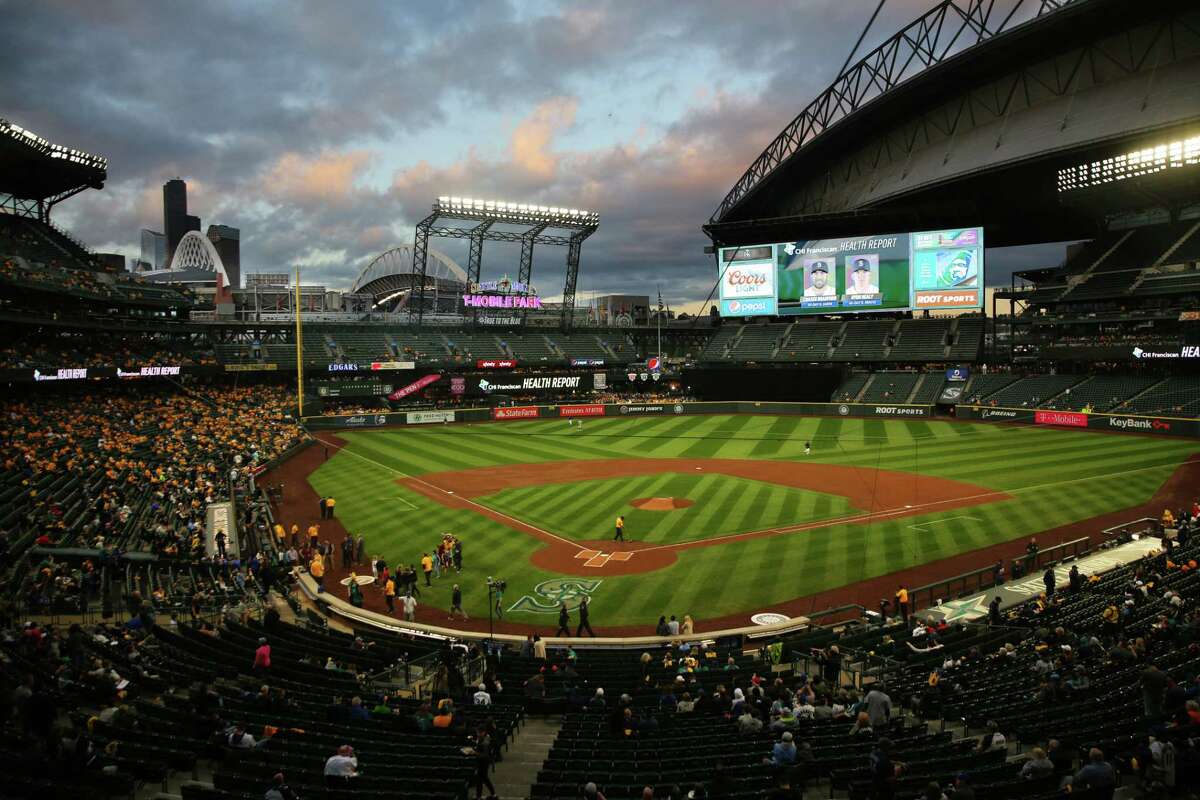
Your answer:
[716,227,983,317]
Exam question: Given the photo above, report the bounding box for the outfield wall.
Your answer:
[302,400,935,429]
[303,400,1200,438]
[955,405,1200,438]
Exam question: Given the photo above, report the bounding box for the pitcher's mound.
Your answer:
[630,497,694,511]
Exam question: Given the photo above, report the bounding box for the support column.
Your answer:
[412,212,437,326]
[560,227,596,331]
[519,223,547,325]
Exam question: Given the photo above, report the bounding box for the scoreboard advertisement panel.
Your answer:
[717,227,983,317]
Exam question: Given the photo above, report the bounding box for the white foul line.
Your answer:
[312,436,579,548]
[319,434,1191,555]
[907,515,982,531]
[636,457,1191,553]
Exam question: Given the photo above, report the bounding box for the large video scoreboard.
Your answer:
[717,227,983,317]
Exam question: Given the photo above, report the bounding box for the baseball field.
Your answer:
[290,414,1197,632]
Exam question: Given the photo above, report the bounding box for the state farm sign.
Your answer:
[1034,410,1088,428]
[492,406,539,420]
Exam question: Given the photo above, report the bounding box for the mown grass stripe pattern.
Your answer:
[304,417,1195,625]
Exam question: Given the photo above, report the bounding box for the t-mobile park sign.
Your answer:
[463,294,542,309]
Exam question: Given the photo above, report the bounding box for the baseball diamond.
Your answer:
[266,412,1199,634]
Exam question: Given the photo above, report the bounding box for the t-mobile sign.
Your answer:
[1034,410,1088,428]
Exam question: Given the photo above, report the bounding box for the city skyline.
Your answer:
[0,1,1069,311]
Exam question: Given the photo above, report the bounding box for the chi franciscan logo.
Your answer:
[479,379,492,392]
[508,578,602,613]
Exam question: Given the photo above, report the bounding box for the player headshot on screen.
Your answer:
[847,257,880,295]
[804,261,835,297]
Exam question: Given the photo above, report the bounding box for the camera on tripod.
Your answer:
[486,576,506,591]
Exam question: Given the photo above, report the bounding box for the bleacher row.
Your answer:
[701,318,985,364]
[211,329,625,368]
[828,370,1200,417]
[0,214,193,307]
[1010,219,1200,304]
[961,373,1200,416]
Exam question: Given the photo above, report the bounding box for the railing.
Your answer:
[907,536,1091,611]
[1101,516,1159,543]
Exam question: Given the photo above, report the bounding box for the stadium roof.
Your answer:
[0,119,107,200]
[705,0,1200,249]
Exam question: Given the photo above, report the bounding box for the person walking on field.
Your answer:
[804,441,811,456]
[422,553,433,586]
[449,584,468,620]
[318,497,327,520]
[325,496,336,519]
[401,592,416,622]
[576,596,595,637]
[613,515,625,542]
[555,602,571,637]
[384,577,396,614]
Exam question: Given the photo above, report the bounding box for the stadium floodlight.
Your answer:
[432,195,598,227]
[0,117,108,170]
[1058,134,1200,192]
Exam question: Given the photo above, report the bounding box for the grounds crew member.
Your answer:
[310,554,325,593]
[614,515,625,542]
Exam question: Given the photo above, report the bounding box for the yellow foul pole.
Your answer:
[295,267,304,418]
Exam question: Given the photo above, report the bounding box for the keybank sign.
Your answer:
[1107,417,1171,431]
[1132,345,1200,359]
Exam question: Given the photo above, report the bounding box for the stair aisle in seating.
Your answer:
[491,717,563,800]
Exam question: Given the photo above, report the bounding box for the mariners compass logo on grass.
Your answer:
[508,578,603,614]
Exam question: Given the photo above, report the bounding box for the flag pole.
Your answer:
[656,285,663,362]
[295,267,304,418]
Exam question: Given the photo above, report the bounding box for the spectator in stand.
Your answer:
[264,773,298,800]
[865,684,892,727]
[253,638,270,673]
[1021,747,1054,780]
[1071,748,1115,794]
[766,731,797,766]
[324,744,358,786]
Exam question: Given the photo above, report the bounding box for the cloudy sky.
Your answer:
[2,0,1066,312]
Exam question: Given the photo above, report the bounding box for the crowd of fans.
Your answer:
[0,383,305,613]
[0,330,217,370]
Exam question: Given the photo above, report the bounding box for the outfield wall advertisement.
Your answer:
[717,227,983,317]
[303,401,1197,437]
[957,405,1200,437]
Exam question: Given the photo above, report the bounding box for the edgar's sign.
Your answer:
[508,578,602,614]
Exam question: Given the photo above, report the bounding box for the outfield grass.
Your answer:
[477,472,855,544]
[304,415,1197,626]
